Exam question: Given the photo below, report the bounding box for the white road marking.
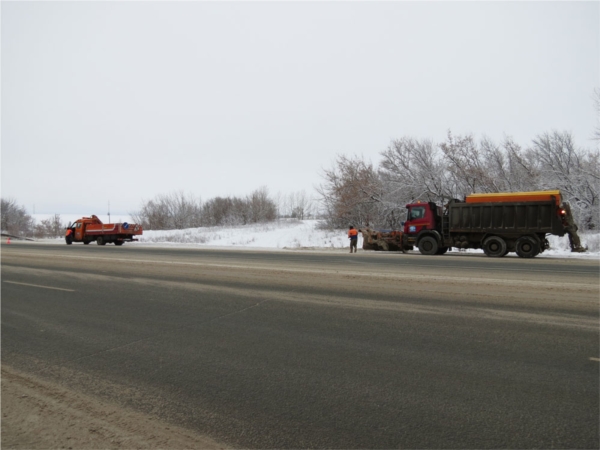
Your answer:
[589,357,600,362]
[3,281,75,292]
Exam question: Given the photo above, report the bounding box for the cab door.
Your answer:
[74,222,84,241]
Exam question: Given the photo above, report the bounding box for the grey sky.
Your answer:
[2,1,598,215]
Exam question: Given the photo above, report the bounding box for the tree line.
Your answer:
[1,188,318,236]
[131,187,316,230]
[1,198,64,238]
[317,130,599,231]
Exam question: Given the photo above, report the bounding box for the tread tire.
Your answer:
[418,236,439,256]
[483,236,507,258]
[515,236,540,258]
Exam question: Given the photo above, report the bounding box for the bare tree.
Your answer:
[132,191,202,230]
[593,88,600,141]
[34,214,65,238]
[1,198,33,237]
[247,186,277,223]
[280,190,315,220]
[317,155,386,228]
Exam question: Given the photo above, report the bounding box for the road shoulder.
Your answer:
[1,365,227,450]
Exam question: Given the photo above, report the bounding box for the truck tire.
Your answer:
[483,236,507,257]
[437,246,449,255]
[97,236,106,246]
[515,236,540,258]
[83,239,90,245]
[114,241,123,246]
[418,236,439,255]
[65,236,73,245]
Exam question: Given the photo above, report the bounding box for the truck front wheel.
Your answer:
[483,236,507,257]
[418,236,439,255]
[515,236,539,258]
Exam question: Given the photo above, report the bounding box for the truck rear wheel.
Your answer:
[483,236,507,257]
[418,236,439,255]
[515,236,539,258]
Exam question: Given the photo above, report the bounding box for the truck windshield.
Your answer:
[409,206,426,220]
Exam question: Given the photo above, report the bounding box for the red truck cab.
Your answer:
[402,201,449,254]
[403,202,437,236]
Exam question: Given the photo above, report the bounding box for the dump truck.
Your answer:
[361,190,586,258]
[65,215,142,246]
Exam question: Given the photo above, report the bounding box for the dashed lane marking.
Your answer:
[589,357,600,362]
[3,281,75,292]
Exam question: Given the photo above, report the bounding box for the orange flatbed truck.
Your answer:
[65,215,142,246]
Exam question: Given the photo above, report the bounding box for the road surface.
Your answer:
[2,243,599,448]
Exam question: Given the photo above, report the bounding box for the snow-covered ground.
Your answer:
[138,219,348,250]
[31,215,600,259]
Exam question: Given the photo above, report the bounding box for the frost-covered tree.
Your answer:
[320,129,598,231]
[380,137,449,203]
[531,130,599,230]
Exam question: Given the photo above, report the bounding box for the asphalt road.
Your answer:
[2,242,599,448]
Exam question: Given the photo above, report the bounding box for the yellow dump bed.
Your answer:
[465,190,561,206]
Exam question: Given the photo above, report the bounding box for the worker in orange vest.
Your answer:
[65,228,73,245]
[348,225,358,253]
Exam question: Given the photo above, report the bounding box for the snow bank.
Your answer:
[138,220,349,250]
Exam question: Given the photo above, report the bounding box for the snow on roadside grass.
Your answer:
[137,219,599,258]
[137,219,350,250]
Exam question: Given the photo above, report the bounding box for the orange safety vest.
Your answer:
[348,229,358,239]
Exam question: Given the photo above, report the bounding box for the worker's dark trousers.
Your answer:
[350,239,357,253]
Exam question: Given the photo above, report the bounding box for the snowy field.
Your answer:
[30,215,600,259]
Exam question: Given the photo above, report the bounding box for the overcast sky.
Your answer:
[2,1,598,215]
